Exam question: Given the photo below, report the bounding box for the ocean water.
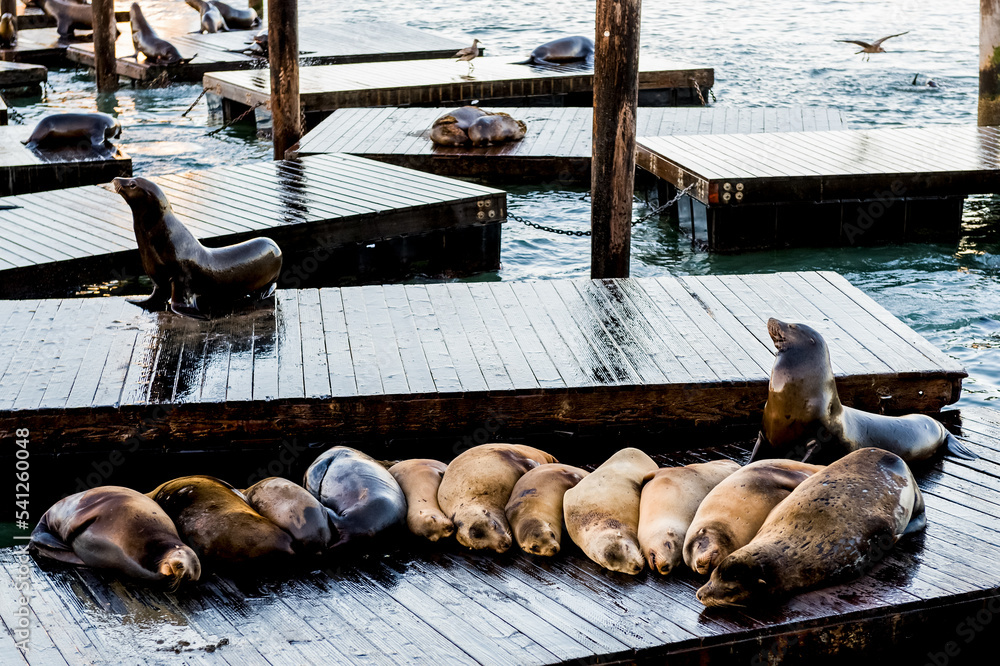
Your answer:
[3,0,997,406]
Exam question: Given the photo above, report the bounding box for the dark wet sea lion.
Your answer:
[388,459,454,542]
[304,446,408,548]
[0,13,16,48]
[147,475,295,564]
[751,318,975,465]
[23,113,120,148]
[467,113,526,146]
[505,463,587,557]
[113,176,282,319]
[437,444,558,552]
[186,0,227,34]
[514,35,594,66]
[130,3,195,65]
[429,106,489,146]
[210,0,259,30]
[243,477,332,556]
[30,486,201,588]
[696,448,925,607]
[41,0,96,37]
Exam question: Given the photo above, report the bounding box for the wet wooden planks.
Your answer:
[0,28,67,65]
[0,272,966,451]
[3,406,1000,665]
[0,60,46,88]
[290,106,849,182]
[10,5,130,31]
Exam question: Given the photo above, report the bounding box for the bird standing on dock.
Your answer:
[455,38,482,74]
[836,31,909,61]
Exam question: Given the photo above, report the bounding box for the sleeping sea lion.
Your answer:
[514,36,594,66]
[130,3,195,65]
[467,113,527,146]
[23,113,120,148]
[387,459,454,542]
[243,477,332,556]
[113,176,281,319]
[505,463,588,557]
[186,0,227,34]
[210,0,259,30]
[30,486,200,588]
[696,448,925,607]
[751,318,975,465]
[429,106,490,146]
[0,13,16,48]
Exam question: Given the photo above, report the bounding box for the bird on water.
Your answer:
[455,38,482,73]
[836,31,909,61]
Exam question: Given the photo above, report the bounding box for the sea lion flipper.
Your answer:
[170,301,209,320]
[945,433,977,460]
[129,285,168,310]
[748,432,766,462]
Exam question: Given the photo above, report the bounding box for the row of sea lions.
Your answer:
[430,106,527,147]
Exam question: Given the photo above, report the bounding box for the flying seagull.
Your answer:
[836,31,909,61]
[455,39,483,74]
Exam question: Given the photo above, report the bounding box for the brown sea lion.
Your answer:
[147,475,295,564]
[696,448,925,607]
[130,3,195,65]
[466,114,527,146]
[113,176,281,319]
[243,477,332,556]
[23,113,120,148]
[40,0,97,38]
[387,459,454,542]
[437,444,557,553]
[0,13,16,48]
[210,0,259,30]
[638,459,741,575]
[750,318,975,465]
[505,463,588,557]
[30,486,200,588]
[429,106,489,146]
[563,448,658,574]
[683,459,823,575]
[186,0,227,34]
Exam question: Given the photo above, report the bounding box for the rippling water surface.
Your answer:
[4,0,998,406]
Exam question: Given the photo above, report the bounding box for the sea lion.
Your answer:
[429,106,490,146]
[130,3,195,65]
[514,36,595,66]
[113,176,282,319]
[0,13,16,48]
[563,448,658,574]
[696,448,925,607]
[750,318,975,465]
[683,459,823,575]
[467,113,527,147]
[304,446,408,548]
[30,486,200,588]
[40,0,96,38]
[244,26,267,56]
[186,0,227,34]
[505,463,588,557]
[147,475,294,564]
[387,459,454,542]
[243,477,332,556]
[210,0,259,30]
[638,459,741,575]
[437,444,557,553]
[22,113,120,149]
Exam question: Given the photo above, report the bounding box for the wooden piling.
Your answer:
[269,0,300,159]
[0,0,15,18]
[591,0,641,279]
[981,0,1000,124]
[92,0,118,92]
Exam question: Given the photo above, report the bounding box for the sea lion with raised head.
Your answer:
[751,318,975,465]
[638,459,741,575]
[429,106,490,146]
[186,0,227,34]
[147,475,295,564]
[30,486,201,588]
[243,477,332,556]
[514,36,594,66]
[683,459,823,575]
[0,13,16,48]
[505,463,587,557]
[304,446,408,548]
[130,3,195,65]
[387,459,454,542]
[437,444,557,553]
[113,176,281,318]
[23,113,120,148]
[696,447,925,607]
[210,0,259,30]
[564,448,658,574]
[467,113,526,146]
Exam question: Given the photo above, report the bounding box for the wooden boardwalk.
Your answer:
[10,5,130,30]
[3,405,1000,665]
[204,57,715,126]
[0,28,67,65]
[0,152,504,298]
[0,124,131,197]
[67,21,479,83]
[0,272,966,453]
[290,106,848,182]
[0,60,46,89]
[637,125,1000,250]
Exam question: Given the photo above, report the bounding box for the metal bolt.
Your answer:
[723,182,731,192]
[477,211,486,220]
[722,192,731,202]
[735,192,743,201]
[484,199,491,208]
[736,183,744,191]
[488,210,496,218]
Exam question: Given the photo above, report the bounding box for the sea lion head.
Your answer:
[157,543,201,589]
[453,508,512,553]
[429,120,469,146]
[696,549,771,608]
[105,117,122,141]
[684,523,732,575]
[514,517,560,557]
[766,318,826,354]
[588,528,644,575]
[113,177,172,220]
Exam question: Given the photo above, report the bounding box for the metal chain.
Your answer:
[181,89,208,117]
[205,101,263,136]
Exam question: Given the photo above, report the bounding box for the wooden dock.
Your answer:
[0,60,46,90]
[636,125,1000,251]
[0,152,504,298]
[66,21,480,83]
[204,57,715,126]
[10,5,130,30]
[0,95,7,125]
[290,106,848,183]
[0,125,131,197]
[3,405,1000,665]
[0,28,67,65]
[0,272,965,454]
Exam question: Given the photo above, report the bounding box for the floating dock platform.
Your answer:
[10,5,130,31]
[0,60,46,90]
[204,57,715,126]
[291,106,848,183]
[0,125,131,197]
[2,406,999,665]
[66,21,480,83]
[636,125,1000,251]
[0,28,68,65]
[0,152,504,298]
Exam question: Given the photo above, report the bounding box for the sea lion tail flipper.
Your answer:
[129,286,169,311]
[748,432,766,462]
[903,487,926,535]
[945,433,977,460]
[511,57,533,65]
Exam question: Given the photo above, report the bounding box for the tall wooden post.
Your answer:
[269,0,300,160]
[0,0,16,18]
[981,0,1000,125]
[92,0,118,92]
[591,0,641,279]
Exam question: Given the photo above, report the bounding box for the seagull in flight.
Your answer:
[836,31,909,61]
[454,39,483,74]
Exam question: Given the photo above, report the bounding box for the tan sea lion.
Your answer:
[429,106,490,146]
[129,3,195,65]
[387,459,454,542]
[437,444,557,553]
[23,113,120,148]
[563,448,657,574]
[638,459,741,575]
[505,463,588,556]
[243,477,332,556]
[147,475,295,564]
[210,0,260,30]
[466,114,527,146]
[696,447,925,607]
[185,0,227,34]
[751,318,975,465]
[683,459,823,575]
[0,13,16,48]
[30,486,201,588]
